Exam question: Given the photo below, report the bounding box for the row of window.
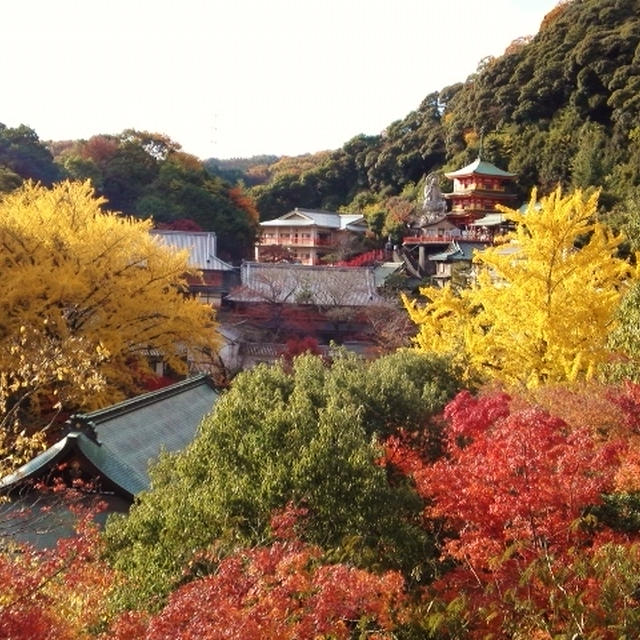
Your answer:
[261,232,332,240]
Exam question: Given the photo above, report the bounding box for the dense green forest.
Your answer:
[1,0,639,255]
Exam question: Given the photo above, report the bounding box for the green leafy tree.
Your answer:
[0,123,60,189]
[105,350,463,608]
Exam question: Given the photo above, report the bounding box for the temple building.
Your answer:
[0,375,219,546]
[401,158,518,283]
[255,208,368,265]
[444,157,517,225]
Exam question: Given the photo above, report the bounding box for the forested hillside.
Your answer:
[246,0,640,230]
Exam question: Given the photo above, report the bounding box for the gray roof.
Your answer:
[228,262,383,306]
[260,208,366,231]
[429,241,487,262]
[470,213,508,227]
[445,158,516,179]
[151,230,234,271]
[0,375,219,500]
[373,261,404,287]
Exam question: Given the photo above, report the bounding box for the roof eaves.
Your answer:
[0,437,76,491]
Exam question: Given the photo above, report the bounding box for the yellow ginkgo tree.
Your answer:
[0,180,220,458]
[403,188,635,388]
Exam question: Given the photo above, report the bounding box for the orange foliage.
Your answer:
[109,506,406,640]
[229,185,259,224]
[520,382,632,440]
[169,151,203,172]
[80,135,119,166]
[268,152,331,179]
[539,0,572,32]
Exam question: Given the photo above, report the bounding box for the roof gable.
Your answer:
[445,157,517,179]
[1,375,219,500]
[260,208,365,231]
[429,240,488,262]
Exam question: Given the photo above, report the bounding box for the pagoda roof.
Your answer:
[429,240,489,262]
[0,375,219,500]
[445,158,516,179]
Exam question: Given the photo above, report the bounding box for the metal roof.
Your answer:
[0,375,219,500]
[228,262,383,306]
[373,261,404,287]
[260,208,366,231]
[151,230,234,271]
[429,241,487,262]
[445,158,517,179]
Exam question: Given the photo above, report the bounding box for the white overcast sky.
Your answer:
[2,0,557,160]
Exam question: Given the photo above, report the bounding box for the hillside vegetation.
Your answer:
[0,126,258,262]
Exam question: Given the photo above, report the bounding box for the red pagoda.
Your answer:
[444,157,517,225]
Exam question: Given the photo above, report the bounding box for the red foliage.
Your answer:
[142,543,404,640]
[407,390,637,638]
[106,611,151,640]
[281,336,323,366]
[417,392,623,568]
[382,433,425,475]
[105,504,405,640]
[0,501,115,640]
[229,185,259,224]
[141,374,178,391]
[608,380,640,433]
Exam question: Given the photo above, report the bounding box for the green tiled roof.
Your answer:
[445,157,516,179]
[0,375,219,500]
[429,241,486,262]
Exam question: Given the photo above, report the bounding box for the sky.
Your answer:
[2,0,558,160]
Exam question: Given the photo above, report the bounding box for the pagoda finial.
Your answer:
[478,127,485,160]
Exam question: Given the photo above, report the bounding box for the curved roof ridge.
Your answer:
[445,157,516,178]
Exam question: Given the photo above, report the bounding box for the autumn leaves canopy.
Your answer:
[0,180,219,470]
[404,187,638,388]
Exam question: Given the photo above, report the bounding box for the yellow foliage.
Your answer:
[0,181,219,425]
[403,188,634,388]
